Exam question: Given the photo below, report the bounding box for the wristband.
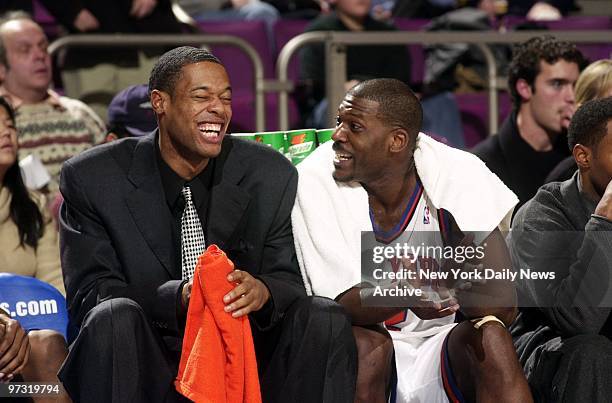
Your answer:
[471,315,506,329]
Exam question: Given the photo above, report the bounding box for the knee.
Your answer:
[562,334,612,370]
[28,329,68,358]
[80,297,147,343]
[353,326,393,363]
[290,296,355,345]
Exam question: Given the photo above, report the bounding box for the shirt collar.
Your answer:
[0,86,62,110]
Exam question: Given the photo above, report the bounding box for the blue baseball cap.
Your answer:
[107,84,157,137]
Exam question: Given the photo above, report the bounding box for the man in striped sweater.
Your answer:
[0,11,105,194]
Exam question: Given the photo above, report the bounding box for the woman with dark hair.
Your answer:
[0,96,71,402]
[0,96,64,293]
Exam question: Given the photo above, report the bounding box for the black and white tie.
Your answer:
[181,185,205,280]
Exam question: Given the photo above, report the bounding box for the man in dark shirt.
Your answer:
[472,36,586,211]
[58,46,356,403]
[508,97,612,401]
[299,0,411,127]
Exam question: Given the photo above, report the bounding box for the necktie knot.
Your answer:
[182,186,193,203]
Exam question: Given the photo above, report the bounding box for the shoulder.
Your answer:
[226,136,296,181]
[57,95,106,127]
[306,14,341,31]
[512,180,572,231]
[365,17,397,31]
[63,136,139,177]
[471,135,501,159]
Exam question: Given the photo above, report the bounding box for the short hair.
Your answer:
[567,96,612,150]
[575,59,612,107]
[148,46,222,98]
[0,10,34,66]
[347,78,422,150]
[508,36,586,110]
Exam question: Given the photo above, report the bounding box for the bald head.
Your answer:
[347,78,422,150]
[0,13,51,101]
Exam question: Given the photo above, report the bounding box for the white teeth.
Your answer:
[334,152,351,163]
[199,123,221,132]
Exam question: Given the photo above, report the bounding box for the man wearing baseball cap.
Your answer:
[106,84,157,142]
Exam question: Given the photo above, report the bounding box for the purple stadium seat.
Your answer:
[32,0,61,39]
[505,16,612,62]
[393,18,430,87]
[542,17,612,62]
[457,91,511,148]
[198,20,297,131]
[273,19,311,83]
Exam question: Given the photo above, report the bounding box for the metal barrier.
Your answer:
[276,30,611,134]
[48,34,267,131]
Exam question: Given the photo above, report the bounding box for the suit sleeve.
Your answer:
[59,160,184,333]
[252,168,306,330]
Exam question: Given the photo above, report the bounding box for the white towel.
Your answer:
[291,133,518,298]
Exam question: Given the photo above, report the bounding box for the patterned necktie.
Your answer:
[181,185,205,279]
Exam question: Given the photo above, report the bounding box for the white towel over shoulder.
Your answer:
[292,133,518,299]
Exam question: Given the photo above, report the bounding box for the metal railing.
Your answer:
[276,30,611,134]
[48,34,267,131]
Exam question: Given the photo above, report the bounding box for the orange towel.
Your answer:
[175,244,262,403]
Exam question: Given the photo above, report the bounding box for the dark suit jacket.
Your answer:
[59,132,305,337]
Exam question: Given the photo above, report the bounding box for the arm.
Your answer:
[34,203,66,295]
[0,311,30,382]
[454,227,518,327]
[509,184,612,336]
[59,160,185,332]
[248,168,306,328]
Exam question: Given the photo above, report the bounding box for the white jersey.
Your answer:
[370,180,459,403]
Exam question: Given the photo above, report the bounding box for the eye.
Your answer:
[350,122,362,131]
[551,80,563,89]
[335,116,341,127]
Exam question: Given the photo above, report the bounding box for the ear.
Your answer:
[516,78,533,102]
[389,128,409,153]
[150,89,167,115]
[573,144,591,170]
[105,133,118,143]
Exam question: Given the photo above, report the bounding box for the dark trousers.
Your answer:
[524,334,612,402]
[59,296,356,403]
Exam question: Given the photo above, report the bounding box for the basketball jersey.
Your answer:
[369,179,456,335]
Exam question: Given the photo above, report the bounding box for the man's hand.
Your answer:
[223,270,270,318]
[0,313,30,383]
[594,180,612,221]
[181,279,193,311]
[73,9,100,32]
[130,0,157,19]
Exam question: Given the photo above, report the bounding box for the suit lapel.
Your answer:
[207,137,251,250]
[125,132,178,278]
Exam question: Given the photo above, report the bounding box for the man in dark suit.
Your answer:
[58,46,356,403]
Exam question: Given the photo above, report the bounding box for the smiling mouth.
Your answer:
[198,122,222,140]
[333,151,352,164]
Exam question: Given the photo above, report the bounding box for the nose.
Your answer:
[565,84,576,104]
[331,125,345,142]
[206,96,224,115]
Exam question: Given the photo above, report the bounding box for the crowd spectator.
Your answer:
[547,59,612,182]
[299,0,411,128]
[105,83,157,141]
[0,94,70,401]
[508,96,612,402]
[472,36,586,211]
[0,11,106,195]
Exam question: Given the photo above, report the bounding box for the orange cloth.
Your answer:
[175,245,262,403]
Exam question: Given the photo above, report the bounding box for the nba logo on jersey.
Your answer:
[423,206,430,224]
